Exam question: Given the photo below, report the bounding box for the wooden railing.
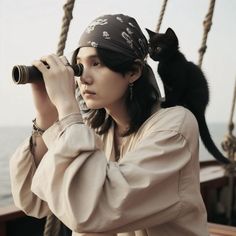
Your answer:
[0,205,24,236]
[0,205,45,236]
[1,206,236,236]
[200,160,234,223]
[208,223,236,236]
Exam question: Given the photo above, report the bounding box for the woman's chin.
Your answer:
[85,102,103,110]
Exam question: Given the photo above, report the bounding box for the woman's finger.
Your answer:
[59,55,70,66]
[58,55,75,75]
[32,60,49,74]
[40,54,59,68]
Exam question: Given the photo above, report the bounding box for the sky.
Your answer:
[0,0,235,126]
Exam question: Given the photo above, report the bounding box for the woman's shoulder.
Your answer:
[140,105,199,136]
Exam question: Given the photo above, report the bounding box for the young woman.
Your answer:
[10,14,209,236]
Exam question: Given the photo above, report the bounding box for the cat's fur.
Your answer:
[146,27,229,164]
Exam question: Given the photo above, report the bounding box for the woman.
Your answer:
[10,14,209,236]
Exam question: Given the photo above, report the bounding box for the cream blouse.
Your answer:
[10,106,209,236]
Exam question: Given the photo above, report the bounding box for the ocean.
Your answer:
[0,126,31,207]
[0,123,230,207]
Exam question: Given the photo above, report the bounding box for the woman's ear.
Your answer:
[128,59,143,83]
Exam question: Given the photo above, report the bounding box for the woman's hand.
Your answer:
[32,54,80,121]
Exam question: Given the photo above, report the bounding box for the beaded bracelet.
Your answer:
[32,118,45,135]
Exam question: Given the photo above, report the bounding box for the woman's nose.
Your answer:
[79,66,93,85]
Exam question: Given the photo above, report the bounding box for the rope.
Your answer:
[222,78,236,162]
[198,0,216,68]
[43,214,61,236]
[221,78,236,225]
[228,78,236,135]
[56,0,76,56]
[44,1,76,236]
[155,0,168,33]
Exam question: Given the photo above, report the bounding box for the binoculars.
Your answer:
[12,63,83,84]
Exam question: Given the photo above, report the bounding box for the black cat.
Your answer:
[146,27,229,164]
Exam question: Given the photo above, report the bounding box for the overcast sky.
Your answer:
[0,0,235,126]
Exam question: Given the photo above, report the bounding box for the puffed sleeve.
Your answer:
[30,112,193,234]
[9,137,51,217]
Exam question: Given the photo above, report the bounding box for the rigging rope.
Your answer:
[44,1,76,235]
[198,0,216,68]
[155,0,168,32]
[228,78,236,135]
[221,78,236,225]
[43,213,61,236]
[222,78,236,161]
[56,0,76,56]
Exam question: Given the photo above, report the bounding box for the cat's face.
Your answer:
[146,28,179,61]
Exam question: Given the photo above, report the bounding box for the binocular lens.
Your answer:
[12,63,83,84]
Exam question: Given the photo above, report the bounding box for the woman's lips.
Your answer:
[83,89,96,96]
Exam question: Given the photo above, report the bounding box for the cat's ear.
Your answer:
[165,28,177,39]
[145,28,156,38]
[165,28,179,46]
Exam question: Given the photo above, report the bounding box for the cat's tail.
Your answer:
[196,113,230,164]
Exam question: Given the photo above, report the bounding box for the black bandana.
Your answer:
[78,14,148,60]
[76,14,162,116]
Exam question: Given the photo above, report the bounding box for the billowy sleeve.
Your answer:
[9,137,51,217]
[28,112,194,234]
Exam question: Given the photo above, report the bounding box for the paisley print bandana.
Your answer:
[78,14,148,60]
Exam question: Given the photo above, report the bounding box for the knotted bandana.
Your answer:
[76,14,162,116]
[78,14,148,60]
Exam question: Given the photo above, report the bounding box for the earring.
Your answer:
[129,83,134,101]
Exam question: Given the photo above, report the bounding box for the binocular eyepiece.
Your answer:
[12,63,83,84]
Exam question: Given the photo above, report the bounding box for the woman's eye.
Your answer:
[93,61,100,66]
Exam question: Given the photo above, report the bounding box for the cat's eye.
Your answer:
[155,47,162,53]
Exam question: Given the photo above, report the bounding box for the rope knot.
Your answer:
[222,134,236,161]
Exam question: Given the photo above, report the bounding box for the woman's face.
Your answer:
[76,47,130,111]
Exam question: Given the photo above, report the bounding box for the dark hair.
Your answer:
[71,47,160,136]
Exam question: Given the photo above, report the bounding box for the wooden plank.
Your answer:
[0,222,6,236]
[200,165,226,183]
[200,160,219,168]
[0,205,25,222]
[208,223,236,236]
[0,205,46,236]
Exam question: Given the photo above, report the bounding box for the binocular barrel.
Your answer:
[12,63,83,84]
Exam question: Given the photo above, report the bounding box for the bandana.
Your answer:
[78,14,148,60]
[76,14,163,116]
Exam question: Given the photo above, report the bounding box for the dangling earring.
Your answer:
[129,82,134,101]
